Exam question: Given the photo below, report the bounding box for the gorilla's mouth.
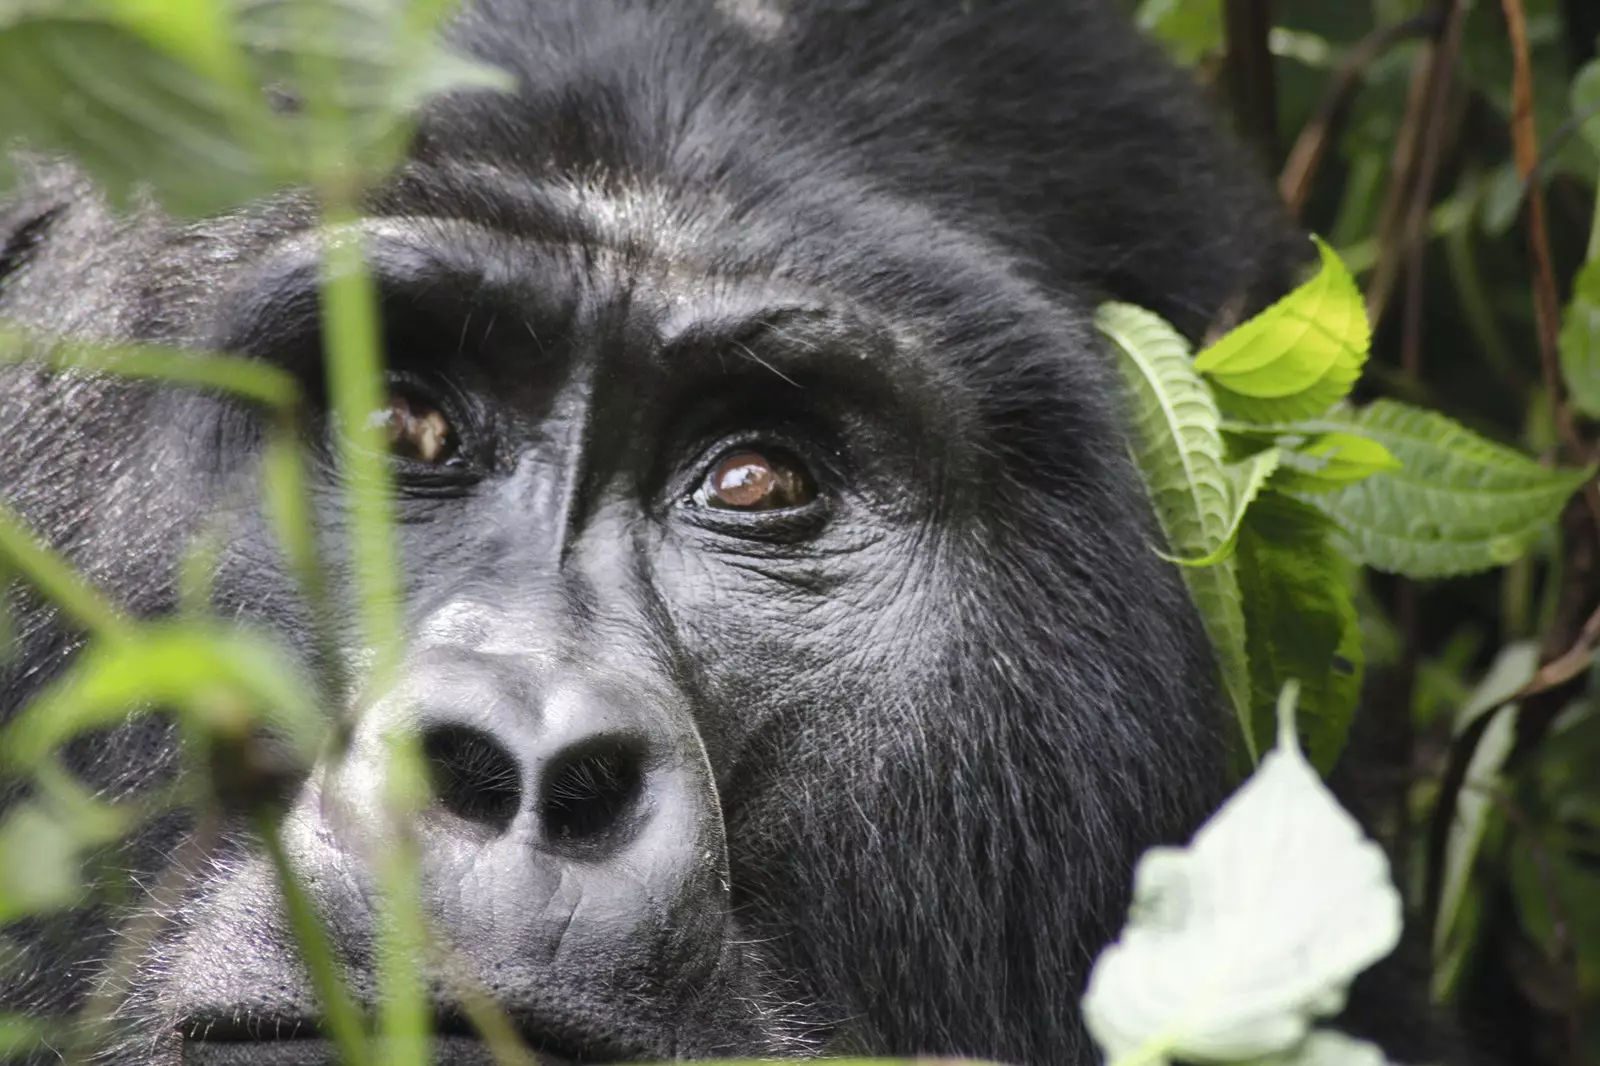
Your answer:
[181,1018,588,1065]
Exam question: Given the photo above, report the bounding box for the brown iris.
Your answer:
[697,449,814,511]
[378,394,459,465]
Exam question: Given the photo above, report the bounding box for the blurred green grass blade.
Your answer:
[1,622,325,771]
[0,331,301,409]
[258,812,374,1066]
[0,504,132,642]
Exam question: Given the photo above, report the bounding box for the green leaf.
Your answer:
[1431,698,1521,995]
[1573,58,1600,156]
[0,1,512,216]
[0,16,276,216]
[1311,400,1595,578]
[1560,259,1600,419]
[1237,495,1363,772]
[1194,238,1370,422]
[1,622,326,771]
[0,805,85,921]
[1082,684,1403,1064]
[1096,301,1254,759]
[1165,448,1281,568]
[1270,431,1402,494]
[1135,0,1222,67]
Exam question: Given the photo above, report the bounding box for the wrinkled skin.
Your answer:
[0,2,1415,1064]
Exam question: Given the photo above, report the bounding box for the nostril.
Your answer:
[421,724,522,834]
[538,738,646,850]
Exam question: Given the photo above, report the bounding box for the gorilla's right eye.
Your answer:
[373,391,462,467]
[693,448,817,512]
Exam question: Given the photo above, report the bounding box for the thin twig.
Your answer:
[1279,12,1441,218]
[1365,10,1449,331]
[1517,597,1600,698]
[1401,0,1467,378]
[1500,0,1600,529]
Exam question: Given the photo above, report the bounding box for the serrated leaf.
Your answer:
[1167,449,1281,568]
[1560,259,1600,418]
[1271,431,1401,494]
[1194,238,1370,422]
[1097,301,1254,759]
[1311,400,1595,578]
[1237,495,1363,772]
[1082,684,1403,1064]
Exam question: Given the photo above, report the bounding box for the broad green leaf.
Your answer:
[1237,495,1363,772]
[1271,432,1402,494]
[1082,684,1402,1064]
[1194,238,1370,422]
[1560,259,1600,418]
[1312,400,1595,578]
[1166,449,1281,568]
[1097,302,1254,758]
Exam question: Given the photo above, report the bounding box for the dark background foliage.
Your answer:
[1129,2,1600,1063]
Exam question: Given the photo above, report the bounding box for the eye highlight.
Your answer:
[693,449,816,511]
[375,392,461,466]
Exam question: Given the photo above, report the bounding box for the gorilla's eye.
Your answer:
[375,392,460,467]
[694,449,816,511]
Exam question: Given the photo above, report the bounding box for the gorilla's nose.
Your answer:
[313,648,732,983]
[420,718,648,854]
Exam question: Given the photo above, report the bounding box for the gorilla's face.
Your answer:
[0,2,1297,1064]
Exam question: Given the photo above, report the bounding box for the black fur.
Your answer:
[0,2,1315,1064]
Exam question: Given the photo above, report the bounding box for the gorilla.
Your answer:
[0,1,1403,1064]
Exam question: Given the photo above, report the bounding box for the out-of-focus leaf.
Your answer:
[0,1,511,215]
[1572,58,1600,155]
[1453,641,1539,735]
[0,17,276,215]
[1432,650,1530,996]
[1082,684,1402,1063]
[1135,0,1222,66]
[1,622,325,770]
[0,805,83,921]
[1311,401,1595,578]
[1560,260,1600,418]
[1194,239,1370,423]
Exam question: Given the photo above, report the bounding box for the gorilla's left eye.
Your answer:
[693,449,816,511]
[374,392,461,467]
